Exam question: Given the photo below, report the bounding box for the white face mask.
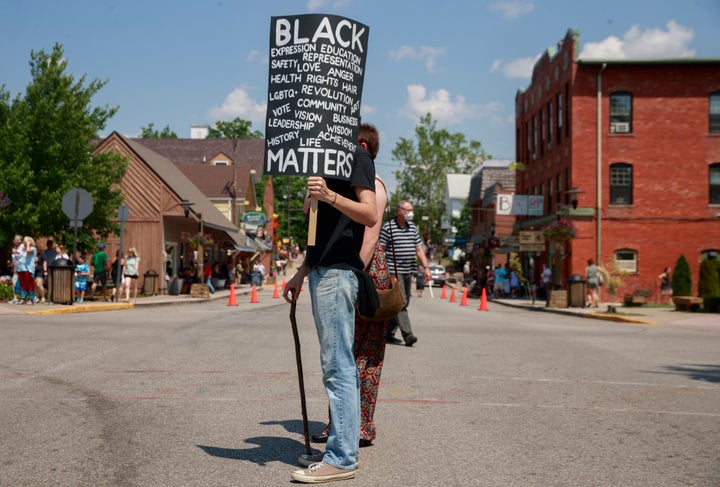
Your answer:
[405,211,414,221]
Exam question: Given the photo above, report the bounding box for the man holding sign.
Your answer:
[270,13,373,483]
[283,140,376,482]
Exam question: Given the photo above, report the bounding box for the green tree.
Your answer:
[271,174,309,246]
[451,204,472,240]
[206,118,263,225]
[207,118,263,140]
[140,122,177,138]
[698,255,720,299]
[392,113,488,243]
[0,43,127,252]
[672,254,693,297]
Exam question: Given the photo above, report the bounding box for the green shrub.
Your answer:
[672,254,692,296]
[704,296,720,313]
[0,281,13,300]
[698,257,720,299]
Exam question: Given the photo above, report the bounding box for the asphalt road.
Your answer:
[1,291,718,486]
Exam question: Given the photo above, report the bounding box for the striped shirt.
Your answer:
[379,219,422,274]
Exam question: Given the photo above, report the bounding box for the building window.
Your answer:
[540,109,546,156]
[610,92,632,134]
[213,160,229,166]
[525,121,531,163]
[548,102,554,151]
[710,163,720,204]
[556,92,562,145]
[556,173,563,206]
[533,115,538,160]
[710,92,720,134]
[565,83,570,137]
[610,163,633,205]
[548,177,553,213]
[615,249,638,273]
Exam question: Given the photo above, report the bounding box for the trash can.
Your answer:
[566,274,586,308]
[49,258,75,305]
[143,269,159,296]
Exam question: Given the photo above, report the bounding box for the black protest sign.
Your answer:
[264,14,369,181]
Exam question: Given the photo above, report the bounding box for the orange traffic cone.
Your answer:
[479,287,489,311]
[460,287,468,306]
[449,286,457,303]
[250,284,259,303]
[273,282,280,299]
[281,279,287,290]
[441,285,447,299]
[227,282,238,306]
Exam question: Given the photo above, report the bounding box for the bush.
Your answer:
[704,296,720,313]
[0,281,13,301]
[698,257,720,299]
[672,254,692,296]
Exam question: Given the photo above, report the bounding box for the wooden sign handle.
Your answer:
[307,197,318,246]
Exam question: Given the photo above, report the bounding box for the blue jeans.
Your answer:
[205,277,215,293]
[308,267,359,470]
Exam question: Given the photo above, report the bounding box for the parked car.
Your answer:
[428,264,447,287]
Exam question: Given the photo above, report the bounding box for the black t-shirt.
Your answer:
[305,146,375,269]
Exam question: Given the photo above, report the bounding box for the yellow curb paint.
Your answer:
[583,312,658,326]
[25,303,134,315]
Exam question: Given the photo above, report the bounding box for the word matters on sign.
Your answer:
[264,14,369,181]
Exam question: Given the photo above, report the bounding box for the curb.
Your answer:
[26,303,134,315]
[492,299,659,326]
[3,286,258,316]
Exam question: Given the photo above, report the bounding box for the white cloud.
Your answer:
[490,55,539,79]
[246,50,261,63]
[361,104,377,116]
[401,84,503,126]
[208,86,267,125]
[503,56,538,78]
[580,21,695,59]
[390,45,447,72]
[488,0,535,19]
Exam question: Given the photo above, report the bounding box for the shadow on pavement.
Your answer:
[657,364,720,383]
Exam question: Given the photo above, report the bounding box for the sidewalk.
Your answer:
[489,297,707,326]
[0,283,262,316]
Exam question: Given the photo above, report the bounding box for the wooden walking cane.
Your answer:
[289,292,312,455]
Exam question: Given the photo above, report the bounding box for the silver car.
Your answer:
[428,264,447,287]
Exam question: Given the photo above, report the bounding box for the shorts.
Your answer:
[94,271,107,287]
[75,281,87,292]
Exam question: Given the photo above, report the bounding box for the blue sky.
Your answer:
[2,0,719,189]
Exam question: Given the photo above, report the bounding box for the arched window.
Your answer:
[610,91,632,133]
[610,163,633,205]
[615,249,638,273]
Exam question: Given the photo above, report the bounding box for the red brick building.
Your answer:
[514,29,720,301]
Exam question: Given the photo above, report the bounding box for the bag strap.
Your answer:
[385,207,399,280]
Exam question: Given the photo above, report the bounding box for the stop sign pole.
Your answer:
[62,188,93,261]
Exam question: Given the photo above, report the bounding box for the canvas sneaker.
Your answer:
[298,454,360,469]
[291,462,355,483]
[298,453,324,467]
[8,299,18,305]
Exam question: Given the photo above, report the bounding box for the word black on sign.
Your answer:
[264,14,369,181]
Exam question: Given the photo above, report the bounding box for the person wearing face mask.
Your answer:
[378,200,431,346]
